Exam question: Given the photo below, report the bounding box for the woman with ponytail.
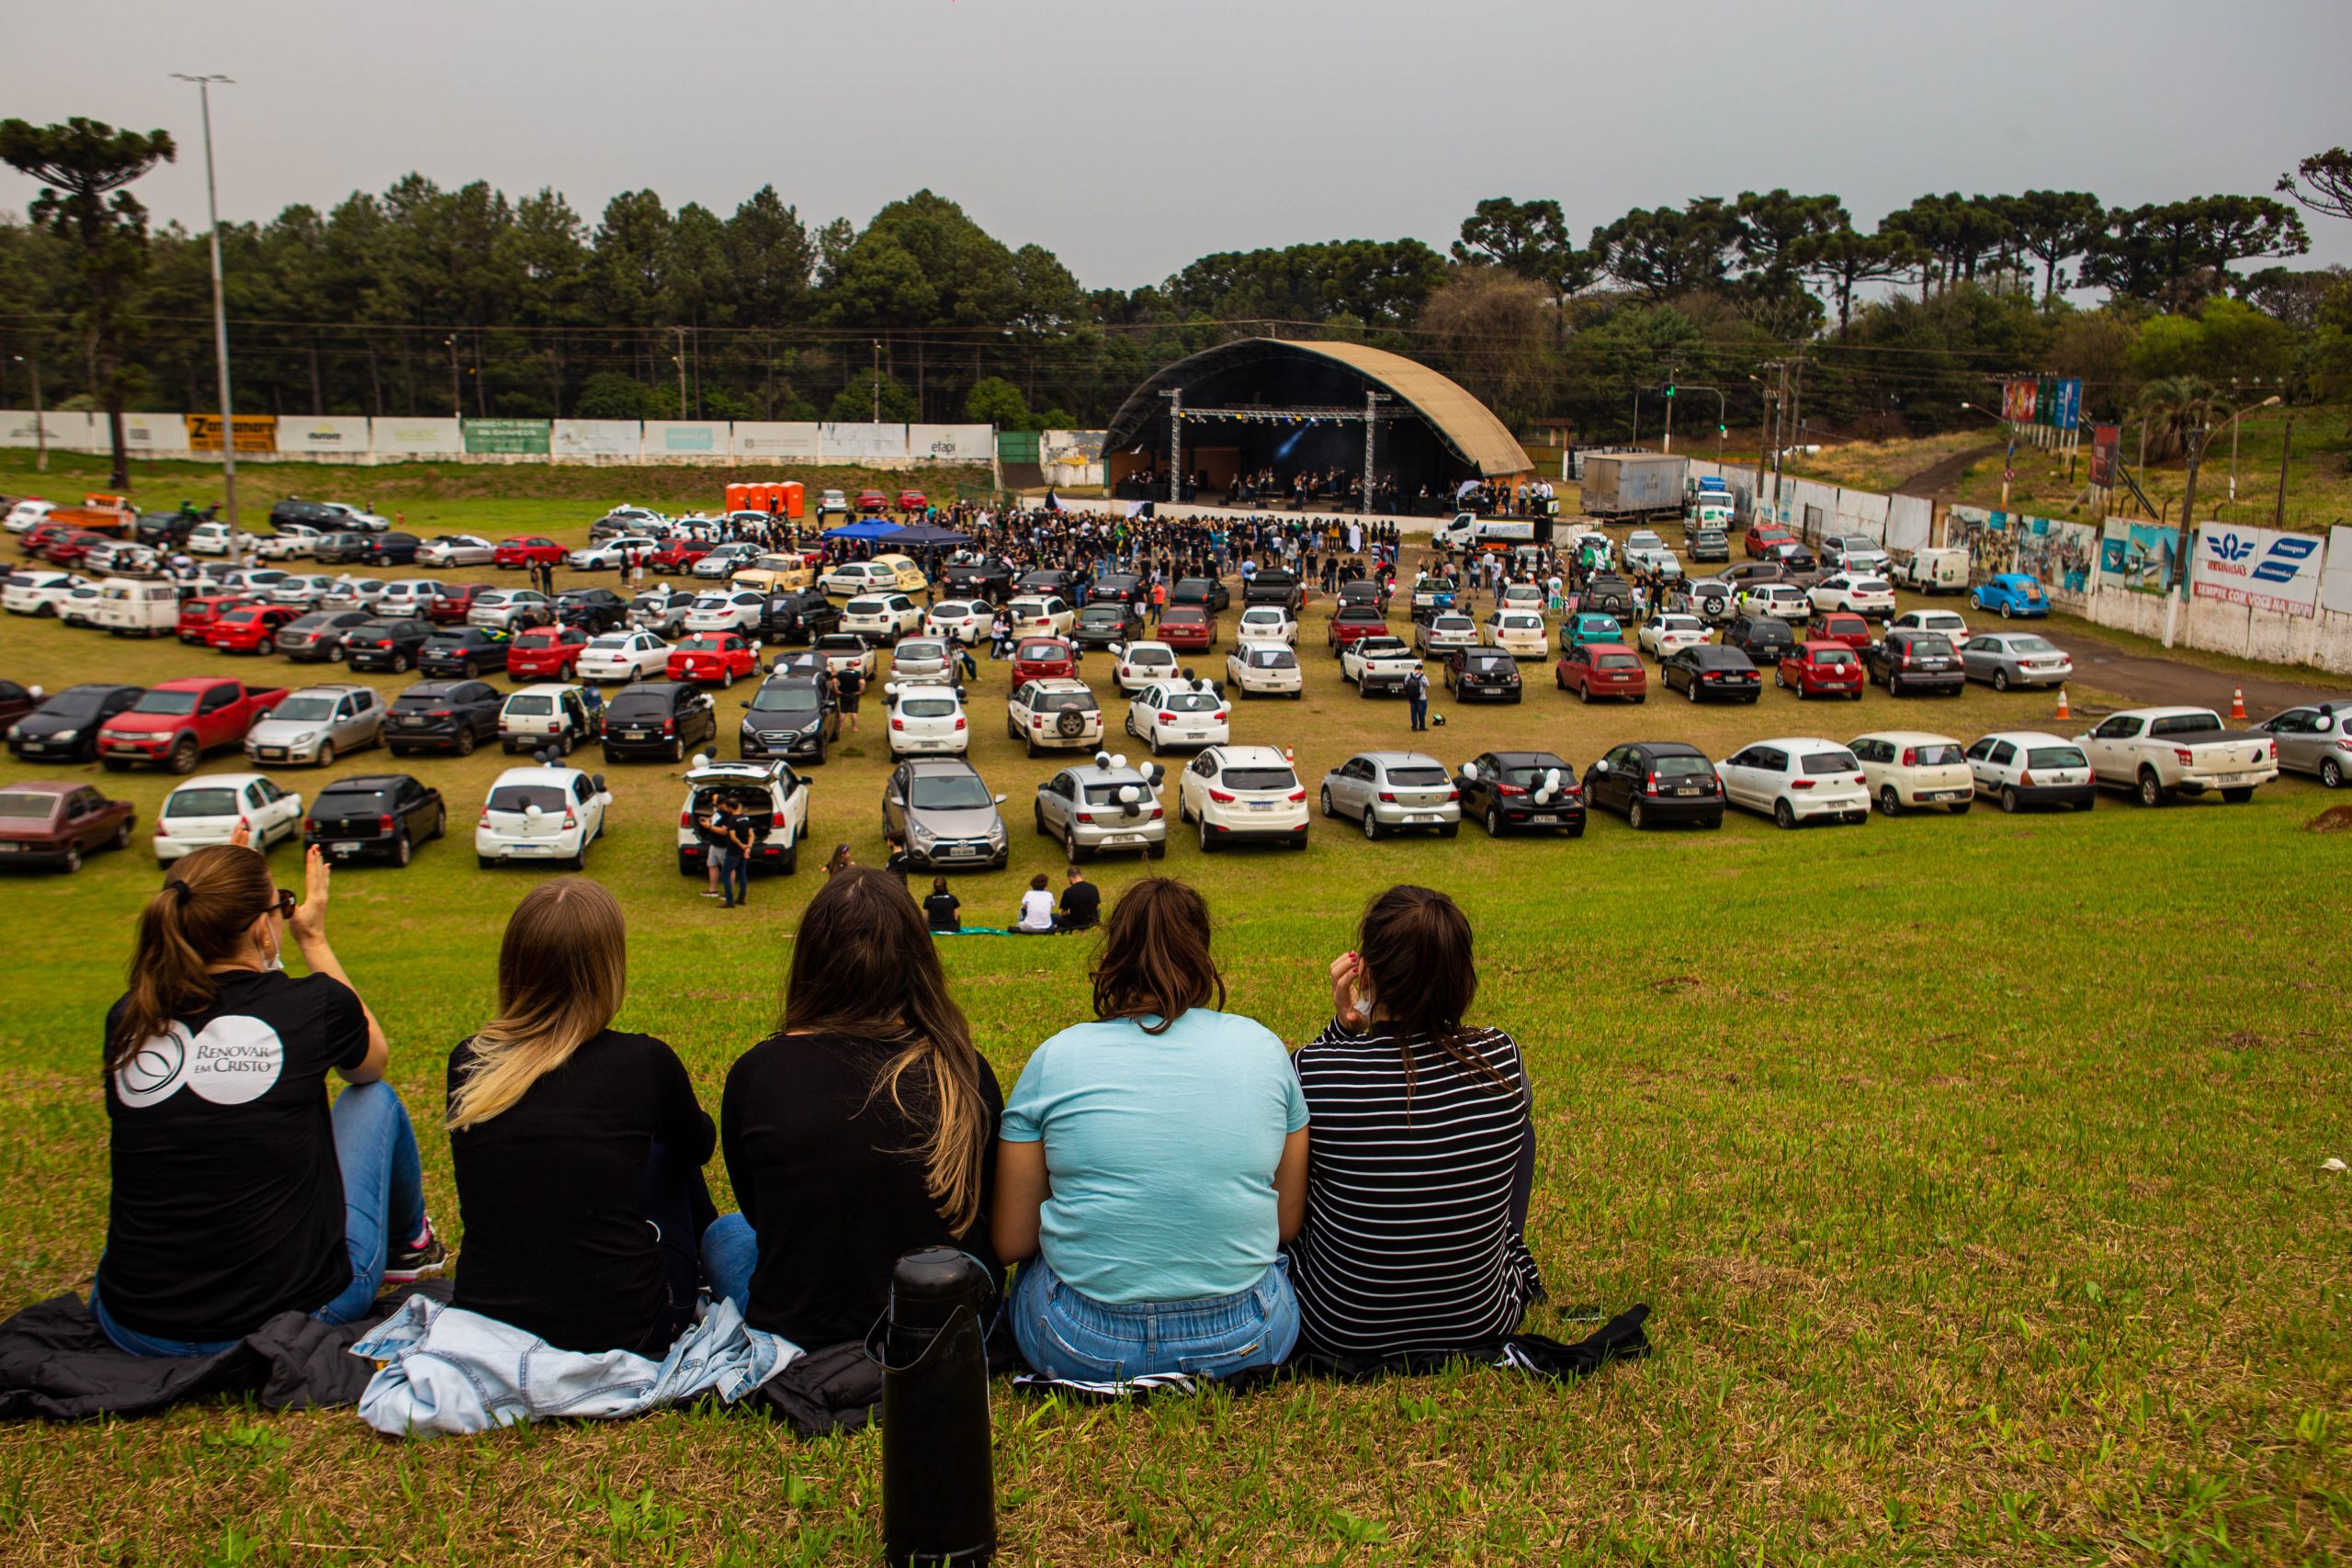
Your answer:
[96,843,439,1357]
[703,867,1001,1348]
[446,878,716,1354]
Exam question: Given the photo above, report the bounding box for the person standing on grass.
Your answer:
[1288,886,1543,1359]
[704,869,1002,1348]
[1404,664,1430,732]
[718,800,754,909]
[697,801,728,900]
[447,880,716,1355]
[836,661,865,736]
[992,878,1307,1382]
[91,842,442,1358]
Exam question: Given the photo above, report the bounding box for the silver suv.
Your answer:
[1319,750,1462,840]
[1034,754,1168,863]
[468,588,554,632]
[883,757,1008,871]
[245,682,386,767]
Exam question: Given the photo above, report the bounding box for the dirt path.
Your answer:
[2038,621,2348,713]
[1894,444,2003,500]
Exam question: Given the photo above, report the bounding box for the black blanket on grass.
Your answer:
[0,1282,452,1423]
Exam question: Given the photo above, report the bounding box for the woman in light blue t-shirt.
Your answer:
[992,878,1308,1382]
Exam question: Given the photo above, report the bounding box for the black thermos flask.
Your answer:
[878,1247,995,1566]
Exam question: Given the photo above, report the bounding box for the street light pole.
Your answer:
[1660,364,1676,455]
[1957,400,2014,512]
[872,339,883,423]
[174,73,237,528]
[2160,393,2279,649]
[13,355,43,473]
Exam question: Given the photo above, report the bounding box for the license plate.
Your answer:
[331,841,361,857]
[259,748,286,761]
[1406,813,1441,824]
[1250,800,1278,811]
[401,716,426,727]
[944,845,978,858]
[2211,773,2250,786]
[1674,786,1702,796]
[1104,834,1142,845]
[1530,814,1559,824]
[1928,790,1966,801]
[0,843,18,853]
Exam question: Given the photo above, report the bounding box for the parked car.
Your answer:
[554,587,632,634]
[1158,604,1218,652]
[1776,640,1866,700]
[245,683,387,766]
[1074,600,1147,649]
[467,588,555,633]
[883,684,969,760]
[99,678,288,773]
[1455,751,1583,838]
[6,682,141,762]
[1441,644,1523,703]
[2075,706,2278,806]
[1320,751,1460,840]
[684,590,764,635]
[676,757,808,876]
[1717,738,1870,829]
[922,597,989,646]
[1554,642,1645,704]
[2253,699,2352,788]
[1482,610,1547,660]
[1801,611,1873,652]
[1721,614,1795,666]
[938,557,1014,601]
[763,588,842,644]
[339,617,435,673]
[1009,636,1078,686]
[739,674,839,764]
[629,587,695,637]
[1177,744,1308,852]
[1662,645,1761,705]
[1170,576,1231,613]
[602,681,718,763]
[1745,523,1793,558]
[5,570,93,616]
[1843,730,1974,816]
[0,781,138,872]
[1585,741,1724,829]
[204,603,303,656]
[385,679,503,757]
[310,531,376,565]
[578,629,673,683]
[1008,678,1103,757]
[1862,629,1964,696]
[364,532,422,567]
[1958,631,2073,691]
[1809,574,1895,619]
[492,536,566,570]
[1578,574,1636,621]
[883,757,1009,871]
[1564,612,1625,652]
[1637,614,1710,660]
[1677,577,1737,623]
[503,624,591,682]
[417,626,512,679]
[1970,573,2050,618]
[1226,641,1302,699]
[1738,582,1814,622]
[415,534,497,568]
[303,773,446,866]
[1244,570,1305,613]
[1965,730,2097,813]
[1686,526,1731,564]
[667,631,758,686]
[428,583,490,625]
[1034,755,1167,863]
[1112,640,1179,694]
[650,536,714,573]
[1415,612,1477,656]
[1327,603,1390,651]
[842,592,923,644]
[498,684,602,755]
[277,609,370,661]
[155,772,302,862]
[1341,636,1422,696]
[1895,547,1970,595]
[1889,607,1973,644]
[568,536,660,571]
[819,558,898,597]
[1820,535,1889,574]
[811,633,879,682]
[1125,679,1228,754]
[475,763,612,870]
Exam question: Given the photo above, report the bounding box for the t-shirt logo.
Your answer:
[115,1015,286,1109]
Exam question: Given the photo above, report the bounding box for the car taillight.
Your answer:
[679,808,693,828]
[1498,784,1527,796]
[1378,790,1397,803]
[478,810,491,828]
[1158,712,1177,724]
[1792,778,1815,790]
[561,809,577,829]
[377,814,394,834]
[2266,740,2278,761]
[1076,811,1096,824]
[1208,788,1236,804]
[770,811,785,829]
[2174,748,2194,767]
[954,716,967,730]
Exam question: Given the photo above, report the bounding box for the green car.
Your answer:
[1566,612,1624,651]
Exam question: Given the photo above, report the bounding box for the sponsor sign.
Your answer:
[2191,522,2323,617]
[732,422,821,458]
[819,423,907,460]
[187,414,278,453]
[2099,519,2178,595]
[2087,424,2120,487]
[463,418,551,455]
[2323,525,2352,617]
[274,415,371,455]
[644,421,729,457]
[551,420,639,457]
[370,418,465,456]
[2052,378,2081,433]
[907,424,993,463]
[120,413,187,451]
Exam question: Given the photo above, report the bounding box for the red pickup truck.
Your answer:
[97,677,288,773]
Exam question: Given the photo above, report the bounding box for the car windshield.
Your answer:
[1905,743,1964,765]
[1162,692,1219,713]
[588,635,636,649]
[897,642,944,660]
[1814,649,1857,667]
[1161,608,1204,624]
[318,787,393,809]
[1245,649,1296,669]
[131,690,200,716]
[505,696,553,716]
[1127,649,1173,665]
[425,634,471,649]
[750,685,820,715]
[1465,654,1513,671]
[41,689,111,716]
[1854,580,1891,592]
[2007,636,2057,653]
[1223,767,1295,791]
[1041,691,1095,712]
[2027,746,2088,768]
[1385,766,1448,787]
[487,785,567,813]
[274,696,339,722]
[1803,750,1861,774]
[814,637,862,652]
[910,774,991,810]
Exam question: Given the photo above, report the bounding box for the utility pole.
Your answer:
[14,355,44,473]
[2274,412,2293,529]
[446,335,463,420]
[1749,363,1783,528]
[174,73,236,525]
[1630,385,1641,446]
[2160,425,2206,649]
[675,327,689,420]
[871,339,882,423]
[1660,365,1676,455]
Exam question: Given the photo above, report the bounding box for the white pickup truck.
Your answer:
[2075,706,2279,807]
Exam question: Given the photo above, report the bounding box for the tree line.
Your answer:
[3,114,2347,488]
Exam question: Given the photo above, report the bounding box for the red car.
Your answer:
[1805,612,1872,651]
[506,625,591,681]
[1011,636,1077,684]
[0,780,139,873]
[177,593,260,646]
[42,530,116,568]
[429,583,488,624]
[1554,642,1648,704]
[1328,604,1390,651]
[896,489,928,513]
[205,603,304,655]
[1777,639,1866,699]
[20,521,78,559]
[1158,605,1216,651]
[855,490,888,515]
[666,631,757,685]
[650,537,712,572]
[1745,524,1792,558]
[493,536,566,569]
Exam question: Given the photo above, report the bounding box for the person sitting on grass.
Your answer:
[704,868,1001,1347]
[1055,867,1100,933]
[992,877,1308,1382]
[446,879,715,1356]
[1015,873,1057,934]
[1288,886,1544,1359]
[92,843,442,1357]
[924,876,962,933]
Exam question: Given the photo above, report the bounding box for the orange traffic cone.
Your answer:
[2052,687,2071,722]
[2229,687,2247,721]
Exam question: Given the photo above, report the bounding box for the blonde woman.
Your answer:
[447,879,716,1354]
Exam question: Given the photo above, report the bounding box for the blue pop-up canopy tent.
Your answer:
[819,520,901,541]
[882,523,971,547]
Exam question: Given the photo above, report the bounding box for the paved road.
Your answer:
[2038,621,2349,714]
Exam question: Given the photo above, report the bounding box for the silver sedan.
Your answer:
[1318,751,1461,840]
[2253,699,2352,788]
[1958,632,2074,691]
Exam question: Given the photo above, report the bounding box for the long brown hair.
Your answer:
[447,879,627,1130]
[112,845,277,1073]
[1356,886,1507,1100]
[1091,877,1225,1034]
[783,867,990,1234]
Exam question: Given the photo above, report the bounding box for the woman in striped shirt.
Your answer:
[1287,886,1544,1359]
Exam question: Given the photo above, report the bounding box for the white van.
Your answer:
[1896,547,1969,595]
[1434,513,1538,553]
[96,577,182,637]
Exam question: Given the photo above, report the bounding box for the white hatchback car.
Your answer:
[675,755,808,876]
[1889,608,1973,644]
[1126,681,1229,755]
[1112,640,1180,695]
[1008,678,1103,756]
[1484,610,1548,659]
[1742,583,1815,622]
[1226,641,1303,698]
[842,592,922,643]
[818,558,899,596]
[4,571,91,616]
[1320,751,1461,840]
[925,599,990,645]
[1715,738,1870,829]
[475,764,612,870]
[1638,613,1710,660]
[1416,613,1478,655]
[154,773,302,863]
[684,591,764,634]
[1964,730,2097,812]
[1178,744,1309,852]
[569,536,659,571]
[578,629,672,682]
[1847,730,1974,816]
[885,683,969,759]
[1235,605,1296,645]
[1005,594,1076,637]
[1810,575,1897,618]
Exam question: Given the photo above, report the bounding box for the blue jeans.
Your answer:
[92,1079,425,1356]
[1010,1253,1297,1382]
[701,1212,759,1314]
[719,848,750,905]
[1408,696,1429,731]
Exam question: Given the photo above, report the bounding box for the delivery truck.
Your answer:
[1579,454,1689,521]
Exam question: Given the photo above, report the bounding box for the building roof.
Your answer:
[1104,338,1532,479]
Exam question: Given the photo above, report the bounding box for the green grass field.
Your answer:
[0,494,2346,1564]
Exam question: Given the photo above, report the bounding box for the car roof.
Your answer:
[1122,640,1175,655]
[1743,736,1856,754]
[1979,730,2076,746]
[1353,751,1445,769]
[169,772,268,791]
[491,765,585,784]
[684,759,782,782]
[1485,750,1568,766]
[508,682,582,696]
[1851,729,1962,746]
[1211,744,1291,767]
[904,755,980,775]
[1027,677,1092,693]
[319,773,411,791]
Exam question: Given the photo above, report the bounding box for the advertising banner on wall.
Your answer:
[2100,519,2179,594]
[2324,525,2352,617]
[2012,513,2099,598]
[550,420,639,457]
[2088,425,2120,487]
[643,422,729,457]
[187,414,278,454]
[820,423,907,461]
[2191,522,2324,617]
[731,422,821,459]
[907,424,993,463]
[463,418,551,455]
[120,414,188,452]
[273,415,371,455]
[370,418,464,457]
[1947,505,2012,578]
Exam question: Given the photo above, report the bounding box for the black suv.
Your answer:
[739,674,840,764]
[762,588,840,643]
[1170,576,1231,613]
[1444,646,1522,703]
[1864,630,1964,696]
[1722,614,1796,665]
[556,588,630,633]
[365,532,421,566]
[1244,570,1304,612]
[416,626,512,679]
[341,617,435,673]
[302,773,446,866]
[939,556,1014,600]
[602,681,719,763]
[268,499,342,532]
[385,680,503,756]
[1580,573,1636,619]
[1072,601,1144,648]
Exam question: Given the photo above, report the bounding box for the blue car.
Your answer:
[1971,573,2050,618]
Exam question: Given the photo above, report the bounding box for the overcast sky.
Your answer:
[5,0,2347,289]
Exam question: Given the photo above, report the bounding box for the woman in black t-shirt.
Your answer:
[96,842,440,1357]
[447,879,716,1354]
[704,867,1001,1348]
[923,875,961,932]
